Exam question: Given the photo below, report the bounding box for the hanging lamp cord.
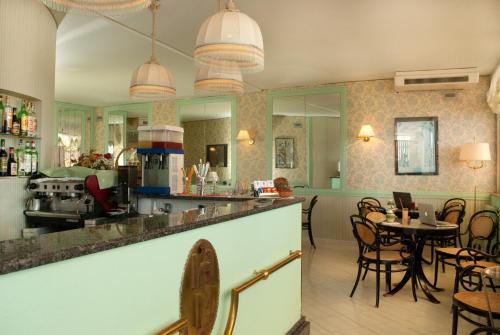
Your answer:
[150,0,159,63]
[226,0,238,11]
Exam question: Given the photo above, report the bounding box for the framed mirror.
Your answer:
[394,117,438,175]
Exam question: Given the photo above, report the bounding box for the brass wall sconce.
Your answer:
[357,125,375,142]
[236,129,255,145]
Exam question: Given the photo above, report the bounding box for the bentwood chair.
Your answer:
[302,196,319,248]
[469,327,500,334]
[434,210,498,287]
[349,214,414,307]
[452,263,500,335]
[438,198,466,222]
[361,197,382,208]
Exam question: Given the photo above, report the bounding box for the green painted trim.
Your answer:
[306,116,313,187]
[89,111,94,150]
[175,96,238,187]
[266,85,348,188]
[292,188,492,201]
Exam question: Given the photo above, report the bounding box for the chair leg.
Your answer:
[362,264,369,281]
[433,253,440,286]
[429,240,435,264]
[376,261,380,308]
[411,260,418,302]
[307,222,316,249]
[385,264,391,292]
[350,259,363,298]
[453,267,460,294]
[452,304,458,335]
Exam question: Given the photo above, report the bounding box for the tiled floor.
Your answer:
[301,238,479,335]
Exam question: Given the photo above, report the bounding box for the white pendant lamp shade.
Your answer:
[195,0,264,73]
[129,1,176,100]
[130,61,176,100]
[195,66,244,95]
[39,0,152,15]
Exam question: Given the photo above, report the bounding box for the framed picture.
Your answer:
[394,117,438,175]
[206,144,228,167]
[275,137,294,169]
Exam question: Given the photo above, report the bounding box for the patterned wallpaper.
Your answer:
[90,76,496,193]
[93,107,105,153]
[182,118,232,183]
[345,77,496,193]
[272,115,307,183]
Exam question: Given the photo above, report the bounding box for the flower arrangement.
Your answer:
[72,151,114,170]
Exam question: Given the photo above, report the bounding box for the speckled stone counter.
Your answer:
[0,197,303,275]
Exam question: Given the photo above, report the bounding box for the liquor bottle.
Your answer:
[16,139,24,176]
[7,147,17,176]
[0,139,8,176]
[4,96,12,134]
[19,101,28,137]
[11,107,19,136]
[24,141,32,176]
[31,141,38,175]
[27,102,34,137]
[0,96,4,133]
[30,103,37,137]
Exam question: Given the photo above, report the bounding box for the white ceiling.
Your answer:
[273,93,341,117]
[54,0,500,107]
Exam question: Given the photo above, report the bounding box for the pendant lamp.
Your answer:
[130,0,176,100]
[39,0,152,15]
[195,0,264,73]
[195,65,244,95]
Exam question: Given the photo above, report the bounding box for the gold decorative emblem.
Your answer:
[180,239,220,335]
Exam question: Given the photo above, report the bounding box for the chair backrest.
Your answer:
[442,209,463,225]
[466,210,498,250]
[305,195,319,222]
[350,214,379,250]
[360,197,381,207]
[357,201,384,217]
[439,198,466,221]
[366,211,386,224]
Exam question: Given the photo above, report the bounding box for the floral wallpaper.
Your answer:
[272,115,307,183]
[345,77,496,193]
[182,118,232,183]
[152,100,176,125]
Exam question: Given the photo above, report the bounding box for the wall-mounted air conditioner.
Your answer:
[394,68,479,92]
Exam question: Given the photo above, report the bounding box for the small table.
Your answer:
[380,221,458,303]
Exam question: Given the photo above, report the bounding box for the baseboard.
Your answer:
[286,316,310,335]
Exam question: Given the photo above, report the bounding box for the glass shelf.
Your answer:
[0,133,41,140]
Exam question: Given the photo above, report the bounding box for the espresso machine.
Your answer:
[24,177,104,231]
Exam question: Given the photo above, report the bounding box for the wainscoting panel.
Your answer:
[301,194,490,241]
[0,178,28,241]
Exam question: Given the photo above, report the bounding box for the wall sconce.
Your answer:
[357,125,375,142]
[236,129,255,145]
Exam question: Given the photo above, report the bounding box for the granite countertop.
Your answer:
[0,197,304,276]
[155,194,255,201]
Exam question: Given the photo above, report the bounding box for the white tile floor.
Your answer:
[301,238,479,335]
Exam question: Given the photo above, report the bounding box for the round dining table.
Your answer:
[380,220,458,303]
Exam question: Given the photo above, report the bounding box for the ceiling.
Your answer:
[273,93,341,117]
[54,0,500,107]
[179,101,232,122]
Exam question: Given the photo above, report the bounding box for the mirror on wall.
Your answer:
[55,102,93,167]
[106,107,150,166]
[178,100,233,186]
[272,92,342,189]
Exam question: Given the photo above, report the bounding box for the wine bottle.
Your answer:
[19,101,28,137]
[31,141,38,175]
[12,107,20,136]
[4,96,12,134]
[0,96,4,133]
[7,147,17,176]
[16,139,24,176]
[24,141,32,176]
[0,139,8,176]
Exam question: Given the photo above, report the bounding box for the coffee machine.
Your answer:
[25,177,104,231]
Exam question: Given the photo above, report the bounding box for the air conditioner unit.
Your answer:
[394,68,479,92]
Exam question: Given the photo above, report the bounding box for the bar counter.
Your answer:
[0,197,303,276]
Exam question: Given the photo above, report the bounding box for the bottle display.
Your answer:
[7,147,17,176]
[0,94,41,177]
[0,139,8,176]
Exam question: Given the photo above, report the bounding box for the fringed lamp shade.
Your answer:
[195,66,244,95]
[39,0,152,15]
[130,60,176,100]
[195,0,264,73]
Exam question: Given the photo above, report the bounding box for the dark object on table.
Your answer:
[206,144,228,167]
[274,177,293,198]
[433,210,498,288]
[452,262,500,335]
[302,196,318,248]
[350,215,414,308]
[393,191,412,209]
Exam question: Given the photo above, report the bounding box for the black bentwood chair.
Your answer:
[469,327,500,335]
[349,214,415,307]
[302,196,319,248]
[452,263,500,335]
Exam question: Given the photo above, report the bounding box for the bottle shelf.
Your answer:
[0,133,41,140]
